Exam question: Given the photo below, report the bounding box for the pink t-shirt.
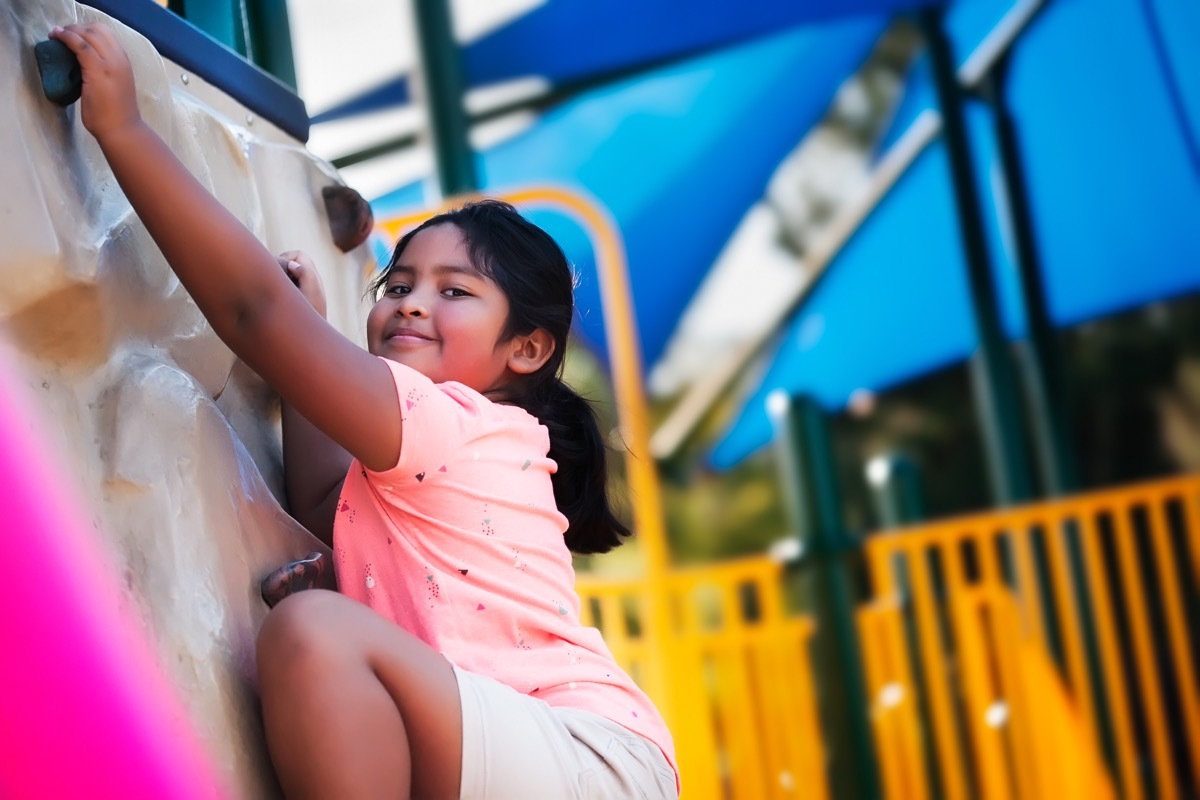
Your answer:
[334,358,677,779]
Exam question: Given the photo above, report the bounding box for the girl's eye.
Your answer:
[385,284,410,296]
[444,287,471,298]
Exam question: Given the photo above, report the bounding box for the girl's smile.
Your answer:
[383,327,436,344]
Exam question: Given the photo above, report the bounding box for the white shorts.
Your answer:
[453,666,678,800]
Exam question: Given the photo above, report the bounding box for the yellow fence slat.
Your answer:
[1149,495,1200,791]
[1111,506,1178,800]
[1043,512,1099,745]
[907,544,970,800]
[952,590,1012,800]
[789,620,828,800]
[1008,519,1048,648]
[1077,509,1144,800]
[1185,489,1200,587]
[885,604,927,800]
[859,607,904,800]
[988,585,1040,800]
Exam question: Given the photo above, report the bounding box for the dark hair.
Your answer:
[371,199,630,555]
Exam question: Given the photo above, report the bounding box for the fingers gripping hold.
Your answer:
[45,23,142,140]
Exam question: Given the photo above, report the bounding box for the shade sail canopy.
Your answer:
[712,0,1200,468]
[372,18,888,367]
[1010,0,1200,325]
[311,0,941,124]
[711,108,1016,469]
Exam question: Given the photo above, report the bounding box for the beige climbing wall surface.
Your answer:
[2,1,375,795]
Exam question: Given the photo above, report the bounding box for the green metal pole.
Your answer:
[769,391,881,800]
[168,0,251,58]
[974,57,1122,784]
[410,0,478,197]
[865,452,925,528]
[978,59,1079,496]
[918,8,1034,505]
[167,1,298,90]
[245,0,297,90]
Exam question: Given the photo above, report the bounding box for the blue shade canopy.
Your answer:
[711,107,1017,469]
[310,0,939,123]
[712,0,1200,468]
[372,19,888,368]
[1007,0,1200,326]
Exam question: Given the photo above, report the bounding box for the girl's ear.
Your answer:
[506,328,556,375]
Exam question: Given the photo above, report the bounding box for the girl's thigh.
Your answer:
[258,590,463,798]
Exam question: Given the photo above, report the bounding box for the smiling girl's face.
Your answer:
[366,223,516,392]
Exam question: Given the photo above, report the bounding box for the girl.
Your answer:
[52,22,678,800]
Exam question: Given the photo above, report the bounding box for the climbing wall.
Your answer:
[1,1,374,794]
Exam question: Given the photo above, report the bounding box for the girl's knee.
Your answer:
[257,589,346,677]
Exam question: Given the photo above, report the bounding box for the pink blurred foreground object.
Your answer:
[0,353,225,799]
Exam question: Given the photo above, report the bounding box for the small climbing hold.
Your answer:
[259,552,329,608]
[34,40,82,106]
[322,185,374,252]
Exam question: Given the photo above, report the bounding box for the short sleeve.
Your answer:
[369,357,482,486]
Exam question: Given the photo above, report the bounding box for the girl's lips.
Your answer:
[386,328,434,342]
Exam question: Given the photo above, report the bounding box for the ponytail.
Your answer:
[525,379,630,555]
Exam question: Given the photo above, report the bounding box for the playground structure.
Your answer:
[2,1,360,794]
[3,1,1199,798]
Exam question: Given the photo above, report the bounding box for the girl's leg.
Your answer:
[256,590,462,799]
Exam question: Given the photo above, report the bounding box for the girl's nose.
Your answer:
[397,294,427,317]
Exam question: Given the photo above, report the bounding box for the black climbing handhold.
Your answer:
[35,39,82,106]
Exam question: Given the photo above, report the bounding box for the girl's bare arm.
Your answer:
[52,23,402,472]
[283,402,349,545]
[275,253,350,544]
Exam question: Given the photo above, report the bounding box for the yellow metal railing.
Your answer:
[858,473,1200,800]
[577,557,827,800]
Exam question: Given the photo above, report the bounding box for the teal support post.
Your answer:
[411,0,478,197]
[245,0,297,90]
[167,0,297,89]
[769,391,881,800]
[168,0,251,58]
[918,8,1034,505]
[978,58,1079,496]
[865,452,925,529]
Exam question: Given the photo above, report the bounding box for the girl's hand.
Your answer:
[49,23,142,142]
[277,250,328,318]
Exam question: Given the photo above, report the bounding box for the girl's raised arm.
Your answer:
[51,23,402,472]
